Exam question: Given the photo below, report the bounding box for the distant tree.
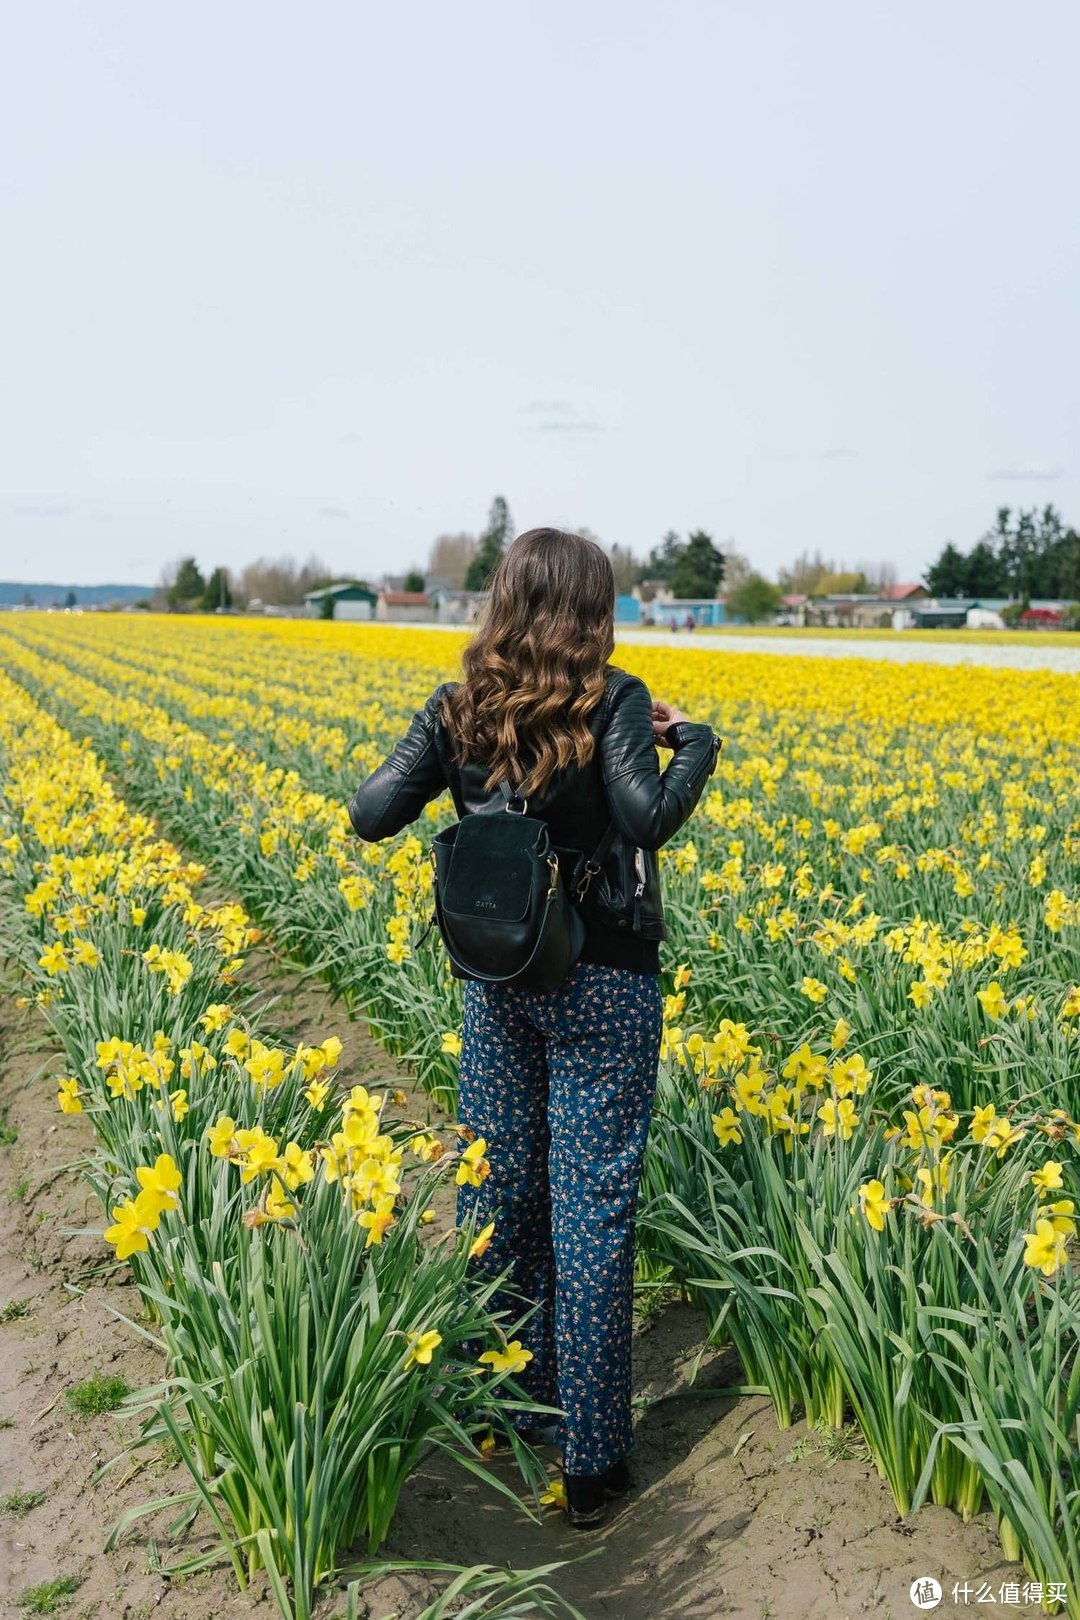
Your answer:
[1059,529,1080,601]
[201,567,232,612]
[64,589,77,609]
[778,549,832,596]
[607,541,639,593]
[729,573,782,624]
[319,592,335,620]
[168,557,205,611]
[403,568,426,592]
[924,544,967,598]
[21,590,33,607]
[859,558,897,593]
[818,569,868,594]
[427,532,477,589]
[240,554,332,607]
[963,539,1006,597]
[924,505,1077,604]
[639,530,683,584]
[671,530,725,598]
[720,549,753,595]
[464,496,513,591]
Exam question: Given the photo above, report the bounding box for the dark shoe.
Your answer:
[564,1457,631,1529]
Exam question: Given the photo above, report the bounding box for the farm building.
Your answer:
[302,583,377,621]
[807,585,928,630]
[649,598,737,628]
[376,589,435,622]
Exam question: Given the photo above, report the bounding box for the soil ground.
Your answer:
[0,945,1031,1620]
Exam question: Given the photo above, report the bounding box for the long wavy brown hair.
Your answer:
[439,527,616,799]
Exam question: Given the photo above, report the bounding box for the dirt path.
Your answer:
[0,941,1030,1620]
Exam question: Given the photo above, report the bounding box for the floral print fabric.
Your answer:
[456,959,663,1474]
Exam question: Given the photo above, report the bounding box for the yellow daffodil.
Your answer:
[404,1329,442,1368]
[976,981,1008,1021]
[1031,1161,1064,1196]
[56,1077,82,1114]
[103,1188,161,1260]
[469,1220,496,1259]
[479,1340,533,1376]
[200,1002,234,1032]
[711,1107,743,1147]
[818,1097,858,1140]
[456,1137,491,1188]
[857,1179,890,1232]
[134,1153,182,1217]
[38,941,69,975]
[358,1193,397,1247]
[1023,1219,1067,1277]
[207,1115,239,1157]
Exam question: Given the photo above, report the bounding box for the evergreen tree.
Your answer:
[671,530,725,597]
[403,568,426,592]
[464,495,513,591]
[639,530,683,583]
[167,557,206,610]
[1058,529,1080,601]
[963,540,1006,597]
[924,504,1078,603]
[924,543,968,598]
[201,567,232,612]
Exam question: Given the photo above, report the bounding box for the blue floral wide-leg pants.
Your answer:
[455,959,663,1475]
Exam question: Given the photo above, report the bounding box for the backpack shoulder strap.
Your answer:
[573,818,620,901]
[495,773,618,893]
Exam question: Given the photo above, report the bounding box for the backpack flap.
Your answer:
[439,813,544,923]
[432,811,560,981]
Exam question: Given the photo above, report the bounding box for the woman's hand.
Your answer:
[651,698,690,743]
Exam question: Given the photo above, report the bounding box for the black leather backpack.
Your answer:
[428,775,616,992]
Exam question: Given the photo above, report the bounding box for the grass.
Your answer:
[7,1174,30,1203]
[785,1421,871,1469]
[0,1299,33,1322]
[0,1115,19,1147]
[0,1415,15,1429]
[1,1488,47,1513]
[64,1375,130,1418]
[18,1575,83,1614]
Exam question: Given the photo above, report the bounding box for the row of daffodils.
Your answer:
[1,615,1078,1614]
[0,667,550,1620]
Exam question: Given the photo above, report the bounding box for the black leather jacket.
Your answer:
[348,665,721,951]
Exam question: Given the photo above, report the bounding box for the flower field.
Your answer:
[0,612,1078,1618]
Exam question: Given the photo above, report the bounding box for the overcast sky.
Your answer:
[3,2,1078,587]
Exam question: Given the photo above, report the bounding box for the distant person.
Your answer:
[684,613,694,633]
[669,615,678,633]
[347,527,721,1529]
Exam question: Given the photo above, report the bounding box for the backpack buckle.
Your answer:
[574,858,602,902]
[546,854,559,898]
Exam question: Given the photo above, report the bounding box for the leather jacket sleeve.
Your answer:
[600,674,721,851]
[348,687,447,841]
